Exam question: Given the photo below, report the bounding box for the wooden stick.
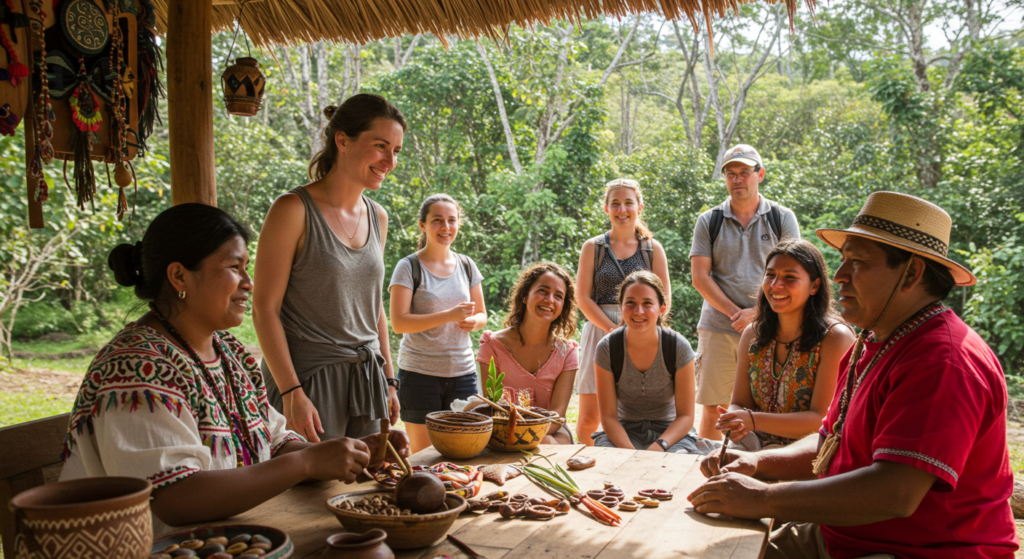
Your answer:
[472,394,565,424]
[447,534,486,559]
[387,439,412,476]
[371,418,389,465]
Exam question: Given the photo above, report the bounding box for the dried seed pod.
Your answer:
[640,498,660,508]
[524,505,556,520]
[603,481,615,489]
[487,500,504,512]
[618,501,639,512]
[499,503,526,519]
[598,496,619,508]
[638,489,656,497]
[605,488,625,498]
[197,543,225,557]
[207,554,233,559]
[527,497,549,506]
[204,537,229,546]
[555,500,571,513]
[566,456,596,470]
[228,534,252,546]
[483,491,510,501]
[632,496,647,502]
[511,494,529,503]
[226,543,248,555]
[467,498,491,512]
[181,540,204,550]
[586,490,606,500]
[652,489,673,501]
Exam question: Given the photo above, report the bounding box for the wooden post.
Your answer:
[166,0,216,206]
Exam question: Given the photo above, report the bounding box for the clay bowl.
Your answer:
[321,529,394,559]
[425,411,493,459]
[325,490,466,550]
[10,476,153,559]
[470,404,559,452]
[152,524,293,558]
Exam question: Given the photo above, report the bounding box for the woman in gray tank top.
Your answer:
[574,179,672,446]
[253,94,407,444]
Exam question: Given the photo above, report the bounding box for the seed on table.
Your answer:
[228,534,252,546]
[181,540,205,550]
[170,550,196,557]
[226,543,248,554]
[196,543,225,558]
[250,534,272,546]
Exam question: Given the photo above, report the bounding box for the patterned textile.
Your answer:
[63,323,300,487]
[593,242,648,305]
[748,339,822,447]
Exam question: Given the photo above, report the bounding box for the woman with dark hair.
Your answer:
[575,178,671,445]
[60,204,409,534]
[253,93,406,443]
[716,239,855,450]
[476,262,578,444]
[592,271,711,454]
[388,194,487,453]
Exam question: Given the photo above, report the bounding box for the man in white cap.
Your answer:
[689,144,800,439]
[688,192,1018,558]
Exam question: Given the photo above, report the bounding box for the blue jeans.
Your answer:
[592,420,715,455]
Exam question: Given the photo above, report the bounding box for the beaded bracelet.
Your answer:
[281,385,303,397]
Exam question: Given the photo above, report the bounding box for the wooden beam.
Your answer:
[166,0,217,207]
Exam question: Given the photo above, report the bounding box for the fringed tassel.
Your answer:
[143,389,155,413]
[811,433,839,476]
[128,391,142,412]
[71,128,97,209]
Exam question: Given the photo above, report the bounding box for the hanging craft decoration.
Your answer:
[26,0,52,204]
[220,0,265,117]
[60,0,109,55]
[133,0,161,154]
[0,0,29,87]
[68,57,99,208]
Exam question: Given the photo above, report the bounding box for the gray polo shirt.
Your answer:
[689,195,800,334]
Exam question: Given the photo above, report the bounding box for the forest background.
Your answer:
[1,0,1024,431]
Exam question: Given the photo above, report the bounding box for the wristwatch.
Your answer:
[386,378,400,390]
[655,439,669,451]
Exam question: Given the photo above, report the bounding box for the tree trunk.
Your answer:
[476,41,523,174]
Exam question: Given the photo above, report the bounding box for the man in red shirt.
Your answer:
[687,191,1018,558]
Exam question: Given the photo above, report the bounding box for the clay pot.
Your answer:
[11,476,153,559]
[221,57,266,116]
[321,529,394,559]
[425,411,492,459]
[470,404,558,452]
[325,490,466,550]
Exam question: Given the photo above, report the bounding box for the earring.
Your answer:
[178,291,186,299]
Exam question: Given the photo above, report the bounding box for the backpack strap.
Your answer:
[458,253,473,285]
[660,327,677,381]
[406,255,422,297]
[767,201,782,239]
[603,233,629,280]
[708,208,725,246]
[640,238,653,271]
[610,328,626,384]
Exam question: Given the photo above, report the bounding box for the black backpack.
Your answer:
[708,201,783,246]
[404,253,473,296]
[608,327,678,383]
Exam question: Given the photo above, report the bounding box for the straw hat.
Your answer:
[815,191,976,286]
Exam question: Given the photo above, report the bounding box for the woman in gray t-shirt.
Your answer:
[592,271,710,454]
[389,194,487,453]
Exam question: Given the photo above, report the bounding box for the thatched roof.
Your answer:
[150,0,806,49]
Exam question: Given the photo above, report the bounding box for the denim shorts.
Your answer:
[397,368,479,424]
[592,420,719,455]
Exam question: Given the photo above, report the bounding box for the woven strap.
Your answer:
[852,214,948,256]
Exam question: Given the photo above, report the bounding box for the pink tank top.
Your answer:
[476,331,579,410]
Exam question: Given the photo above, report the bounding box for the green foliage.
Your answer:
[963,237,1024,372]
[484,356,505,402]
[0,389,77,428]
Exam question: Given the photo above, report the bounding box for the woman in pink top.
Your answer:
[477,263,579,444]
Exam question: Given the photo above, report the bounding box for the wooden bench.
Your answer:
[0,413,70,558]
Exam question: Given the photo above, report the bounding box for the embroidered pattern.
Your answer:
[64,324,277,465]
[146,465,199,489]
[873,448,959,482]
[852,214,948,256]
[748,340,822,447]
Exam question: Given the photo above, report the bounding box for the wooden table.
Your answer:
[210,445,770,558]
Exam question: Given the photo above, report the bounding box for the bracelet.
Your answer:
[744,408,756,432]
[281,384,303,397]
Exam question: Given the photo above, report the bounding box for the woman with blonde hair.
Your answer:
[253,93,405,443]
[477,262,579,444]
[575,178,671,445]
[389,193,487,453]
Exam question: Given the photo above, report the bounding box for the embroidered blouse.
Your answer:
[747,338,822,447]
[60,323,301,533]
[476,331,579,410]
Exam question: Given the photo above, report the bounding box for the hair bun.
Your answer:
[108,242,142,287]
[323,105,338,120]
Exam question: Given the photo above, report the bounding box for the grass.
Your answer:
[0,390,77,428]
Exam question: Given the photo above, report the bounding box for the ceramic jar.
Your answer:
[221,57,266,116]
[11,476,153,559]
[470,404,558,452]
[321,529,394,559]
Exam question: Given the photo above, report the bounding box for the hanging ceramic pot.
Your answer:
[221,57,265,117]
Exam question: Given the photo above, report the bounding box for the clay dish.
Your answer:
[425,411,492,460]
[470,405,559,452]
[152,525,293,559]
[325,490,467,550]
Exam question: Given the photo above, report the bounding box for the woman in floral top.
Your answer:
[60,204,409,534]
[716,239,855,450]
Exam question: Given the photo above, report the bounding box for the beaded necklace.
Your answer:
[811,300,946,475]
[149,303,260,468]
